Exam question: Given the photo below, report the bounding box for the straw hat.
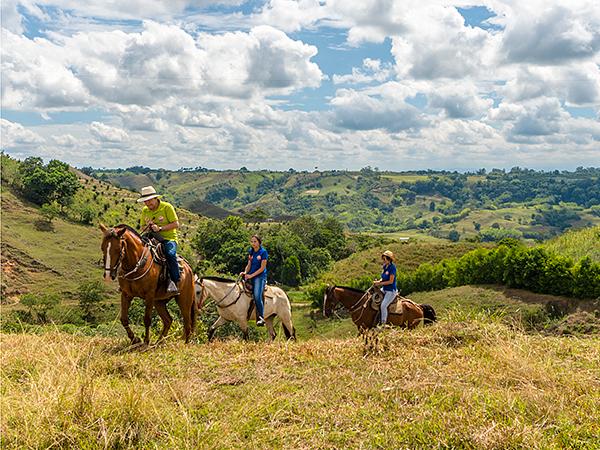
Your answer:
[137,186,161,203]
[382,250,395,261]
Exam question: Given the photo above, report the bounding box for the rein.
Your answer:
[119,246,153,281]
[104,228,154,282]
[203,276,244,308]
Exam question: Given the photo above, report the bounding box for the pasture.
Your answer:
[2,285,599,449]
[2,316,599,449]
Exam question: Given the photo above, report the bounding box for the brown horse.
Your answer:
[100,224,196,344]
[323,285,436,331]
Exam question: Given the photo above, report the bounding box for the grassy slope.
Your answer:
[320,241,484,285]
[0,179,200,301]
[2,315,599,449]
[543,225,600,262]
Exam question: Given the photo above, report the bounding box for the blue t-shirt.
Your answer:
[381,263,397,292]
[248,246,268,280]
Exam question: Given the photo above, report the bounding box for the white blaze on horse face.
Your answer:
[104,242,112,281]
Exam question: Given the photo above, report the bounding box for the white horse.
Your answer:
[196,276,296,342]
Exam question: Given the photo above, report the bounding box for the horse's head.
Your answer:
[195,276,208,310]
[99,223,126,281]
[322,285,338,318]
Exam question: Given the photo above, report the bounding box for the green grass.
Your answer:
[2,314,599,449]
[320,241,484,285]
[543,225,600,262]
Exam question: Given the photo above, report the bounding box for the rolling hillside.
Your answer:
[95,167,600,239]
[0,170,201,302]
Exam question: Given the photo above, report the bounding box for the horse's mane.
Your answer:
[336,285,365,294]
[201,276,237,283]
[113,224,142,237]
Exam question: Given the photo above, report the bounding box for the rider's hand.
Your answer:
[151,223,160,232]
[244,273,251,280]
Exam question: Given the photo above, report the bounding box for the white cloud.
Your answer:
[428,83,494,118]
[1,119,46,146]
[500,2,600,65]
[333,58,392,85]
[89,121,129,142]
[52,133,78,147]
[330,88,426,132]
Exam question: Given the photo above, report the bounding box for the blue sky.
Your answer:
[1,0,599,171]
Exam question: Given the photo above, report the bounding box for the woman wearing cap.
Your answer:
[374,250,397,326]
[138,186,180,294]
[241,235,268,326]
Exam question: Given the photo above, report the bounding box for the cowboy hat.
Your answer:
[137,186,162,203]
[382,250,395,261]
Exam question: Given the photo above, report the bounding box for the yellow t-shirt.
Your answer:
[140,200,178,242]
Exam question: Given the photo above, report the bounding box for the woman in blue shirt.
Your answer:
[242,235,268,326]
[374,250,397,326]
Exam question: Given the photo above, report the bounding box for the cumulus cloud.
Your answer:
[1,119,46,146]
[330,88,426,132]
[501,2,600,65]
[333,58,392,84]
[428,83,494,118]
[1,22,323,111]
[89,121,129,142]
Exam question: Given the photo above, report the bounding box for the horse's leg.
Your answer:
[208,315,227,342]
[239,319,249,341]
[143,301,154,345]
[120,294,140,344]
[265,317,276,342]
[154,301,172,342]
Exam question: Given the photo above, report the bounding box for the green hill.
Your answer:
[543,225,600,262]
[95,166,600,240]
[0,159,201,302]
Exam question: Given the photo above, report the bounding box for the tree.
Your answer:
[20,157,80,207]
[281,256,301,286]
[429,201,436,212]
[40,201,61,223]
[78,280,107,322]
[448,230,460,242]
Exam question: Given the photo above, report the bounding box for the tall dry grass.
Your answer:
[1,319,599,449]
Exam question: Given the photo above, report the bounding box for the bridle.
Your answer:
[103,228,153,281]
[324,286,371,319]
[199,276,244,309]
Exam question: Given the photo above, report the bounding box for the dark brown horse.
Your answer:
[100,224,196,344]
[323,285,436,331]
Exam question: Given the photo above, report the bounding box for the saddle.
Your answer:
[242,280,269,298]
[142,235,185,286]
[368,288,398,311]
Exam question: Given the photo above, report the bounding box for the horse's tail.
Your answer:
[420,304,437,324]
[190,272,197,333]
[282,322,296,340]
[280,289,296,341]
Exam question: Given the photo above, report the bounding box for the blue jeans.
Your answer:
[380,290,397,324]
[163,240,180,283]
[252,276,266,319]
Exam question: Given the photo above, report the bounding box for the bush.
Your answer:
[78,281,107,323]
[20,292,60,323]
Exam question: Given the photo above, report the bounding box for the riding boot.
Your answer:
[167,280,179,294]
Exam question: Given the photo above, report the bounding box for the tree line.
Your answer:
[309,239,600,308]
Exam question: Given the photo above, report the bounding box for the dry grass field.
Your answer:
[2,314,599,449]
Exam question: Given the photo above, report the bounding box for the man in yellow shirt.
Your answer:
[138,186,180,293]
